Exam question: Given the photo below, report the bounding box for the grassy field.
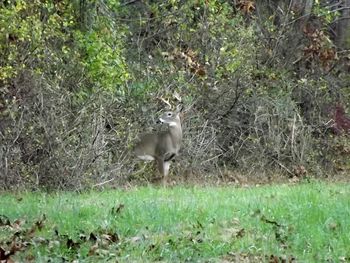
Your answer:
[0,181,350,262]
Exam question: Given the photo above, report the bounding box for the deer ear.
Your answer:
[175,104,183,114]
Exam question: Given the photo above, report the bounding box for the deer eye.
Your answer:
[167,112,172,117]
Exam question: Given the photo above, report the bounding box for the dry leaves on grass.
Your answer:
[0,214,47,262]
[110,203,125,216]
[0,214,122,261]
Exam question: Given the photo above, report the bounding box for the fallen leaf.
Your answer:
[236,228,245,238]
[89,232,98,242]
[102,232,119,243]
[66,238,80,250]
[0,215,11,227]
[79,233,87,241]
[48,240,60,249]
[111,204,125,215]
[35,214,46,230]
[32,237,48,245]
[232,217,240,225]
[339,256,349,262]
[88,242,99,256]
[12,219,25,230]
[261,215,281,227]
[130,236,142,243]
[10,238,27,254]
[221,227,245,241]
[0,246,8,260]
[25,215,46,238]
[25,254,35,262]
[269,254,280,263]
[328,222,338,231]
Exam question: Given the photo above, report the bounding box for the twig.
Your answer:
[272,158,294,177]
[92,178,115,188]
[201,153,223,165]
[120,0,140,7]
[284,7,350,26]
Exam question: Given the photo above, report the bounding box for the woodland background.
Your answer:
[0,0,350,190]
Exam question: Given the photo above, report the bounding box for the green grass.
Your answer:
[1,181,350,262]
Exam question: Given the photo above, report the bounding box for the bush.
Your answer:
[1,0,350,189]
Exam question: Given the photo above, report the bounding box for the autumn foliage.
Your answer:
[0,0,350,189]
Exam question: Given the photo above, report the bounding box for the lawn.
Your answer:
[0,181,349,262]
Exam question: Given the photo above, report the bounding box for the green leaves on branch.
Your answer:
[75,29,129,94]
[0,0,129,97]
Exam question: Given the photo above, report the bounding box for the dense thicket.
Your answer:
[1,0,349,190]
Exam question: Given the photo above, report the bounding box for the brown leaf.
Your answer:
[268,254,296,263]
[328,222,338,231]
[104,232,119,243]
[221,227,245,241]
[0,215,11,227]
[89,232,98,242]
[0,246,9,260]
[26,254,35,262]
[26,226,37,238]
[25,215,46,238]
[0,240,21,261]
[9,239,23,254]
[35,214,46,230]
[12,219,25,231]
[66,238,80,250]
[261,215,281,227]
[146,244,156,252]
[88,242,99,256]
[269,255,280,263]
[111,204,125,215]
[236,228,245,238]
[25,254,35,262]
[79,234,87,241]
[237,0,256,15]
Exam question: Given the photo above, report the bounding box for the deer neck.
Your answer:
[168,120,182,143]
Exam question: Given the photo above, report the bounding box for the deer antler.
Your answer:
[173,91,182,102]
[158,96,172,109]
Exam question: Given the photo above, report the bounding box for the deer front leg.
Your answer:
[162,161,170,186]
[156,159,170,186]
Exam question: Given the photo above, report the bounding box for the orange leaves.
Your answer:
[303,26,337,70]
[236,0,255,15]
[162,48,206,77]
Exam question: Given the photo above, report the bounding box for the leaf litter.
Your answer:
[0,213,121,262]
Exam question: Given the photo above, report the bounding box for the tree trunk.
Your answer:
[334,0,350,49]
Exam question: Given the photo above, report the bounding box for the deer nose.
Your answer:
[157,118,165,124]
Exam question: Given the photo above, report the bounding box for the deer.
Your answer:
[134,104,183,185]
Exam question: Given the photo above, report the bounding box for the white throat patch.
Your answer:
[159,118,177,127]
[168,122,177,127]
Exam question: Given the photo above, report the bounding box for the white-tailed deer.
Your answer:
[134,105,183,185]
